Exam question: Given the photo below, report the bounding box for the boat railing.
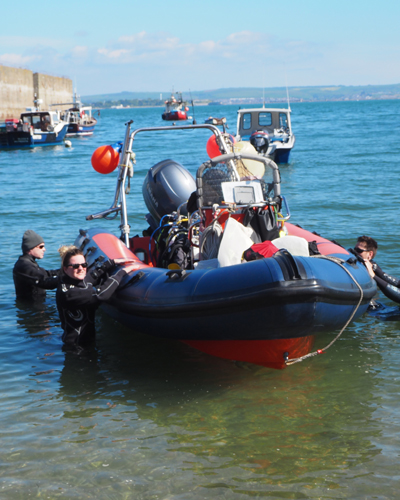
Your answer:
[86,121,237,246]
[279,195,291,221]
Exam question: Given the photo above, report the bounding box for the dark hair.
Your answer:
[357,235,378,257]
[58,245,85,271]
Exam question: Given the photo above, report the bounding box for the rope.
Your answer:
[285,254,364,366]
[199,207,235,261]
[200,219,223,260]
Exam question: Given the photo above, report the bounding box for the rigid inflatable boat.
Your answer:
[74,122,376,369]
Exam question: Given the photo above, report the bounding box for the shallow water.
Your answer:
[1,101,400,499]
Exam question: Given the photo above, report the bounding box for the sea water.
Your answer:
[1,100,400,499]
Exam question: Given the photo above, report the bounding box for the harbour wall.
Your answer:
[0,65,73,120]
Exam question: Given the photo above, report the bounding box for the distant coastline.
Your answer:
[83,84,400,109]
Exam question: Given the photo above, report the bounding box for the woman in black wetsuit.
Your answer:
[354,236,400,304]
[56,246,134,350]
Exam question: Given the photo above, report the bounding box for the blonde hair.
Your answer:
[58,245,85,270]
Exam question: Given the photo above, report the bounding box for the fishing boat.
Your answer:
[73,122,376,369]
[0,98,68,148]
[51,93,97,137]
[162,92,189,121]
[235,106,295,164]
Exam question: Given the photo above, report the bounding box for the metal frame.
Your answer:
[86,121,235,246]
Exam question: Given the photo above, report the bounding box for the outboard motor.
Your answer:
[142,159,196,228]
[250,130,270,154]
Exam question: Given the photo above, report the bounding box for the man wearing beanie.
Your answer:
[13,230,60,300]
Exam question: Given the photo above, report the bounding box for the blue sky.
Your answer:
[1,0,399,96]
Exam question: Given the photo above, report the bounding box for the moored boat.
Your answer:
[162,91,189,121]
[74,122,376,369]
[52,92,97,137]
[235,106,295,164]
[0,98,68,148]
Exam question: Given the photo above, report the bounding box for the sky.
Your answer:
[1,0,400,96]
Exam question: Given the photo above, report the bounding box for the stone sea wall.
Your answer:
[0,65,72,120]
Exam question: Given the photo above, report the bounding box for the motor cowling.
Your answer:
[142,159,196,226]
[250,130,270,154]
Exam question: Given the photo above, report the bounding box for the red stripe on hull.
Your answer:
[92,233,148,272]
[163,112,187,120]
[285,222,348,256]
[182,336,315,369]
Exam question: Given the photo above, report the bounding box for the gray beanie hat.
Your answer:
[22,230,44,253]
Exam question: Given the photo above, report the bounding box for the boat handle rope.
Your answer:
[285,254,364,366]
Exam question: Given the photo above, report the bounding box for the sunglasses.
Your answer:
[354,247,367,254]
[67,262,88,269]
[38,244,45,249]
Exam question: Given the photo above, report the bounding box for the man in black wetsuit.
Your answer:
[13,230,59,301]
[354,235,400,304]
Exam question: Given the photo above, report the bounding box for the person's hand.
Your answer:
[114,258,136,265]
[364,259,375,278]
[121,263,139,274]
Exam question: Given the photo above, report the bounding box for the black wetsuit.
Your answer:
[13,254,60,300]
[372,262,400,304]
[56,265,127,348]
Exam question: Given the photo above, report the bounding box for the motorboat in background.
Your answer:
[235,106,295,163]
[73,121,376,369]
[52,93,97,137]
[162,91,189,121]
[0,97,68,148]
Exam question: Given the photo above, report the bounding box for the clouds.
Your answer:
[0,27,399,95]
[0,30,327,93]
[91,30,318,75]
[0,53,38,66]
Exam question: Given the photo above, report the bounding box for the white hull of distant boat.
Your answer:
[235,106,295,163]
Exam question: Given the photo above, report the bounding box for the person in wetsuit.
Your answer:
[13,230,60,301]
[56,246,135,350]
[353,235,400,304]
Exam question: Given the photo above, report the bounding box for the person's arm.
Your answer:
[13,259,59,290]
[60,268,127,308]
[372,262,400,288]
[91,268,127,302]
[35,266,60,289]
[374,274,400,304]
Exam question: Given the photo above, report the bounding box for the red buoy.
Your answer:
[91,145,120,174]
[206,134,236,159]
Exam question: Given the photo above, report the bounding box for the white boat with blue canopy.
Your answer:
[235,106,295,163]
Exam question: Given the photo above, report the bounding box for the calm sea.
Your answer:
[1,100,400,499]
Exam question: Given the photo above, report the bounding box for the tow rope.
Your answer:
[285,255,364,366]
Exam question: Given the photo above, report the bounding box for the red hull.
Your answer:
[162,111,187,121]
[183,337,315,370]
[90,223,360,369]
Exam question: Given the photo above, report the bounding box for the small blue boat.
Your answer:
[0,98,68,148]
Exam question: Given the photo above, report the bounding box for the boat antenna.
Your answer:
[189,89,197,124]
[262,70,265,108]
[285,73,291,111]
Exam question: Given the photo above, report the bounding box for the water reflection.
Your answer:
[53,314,385,496]
[15,297,58,338]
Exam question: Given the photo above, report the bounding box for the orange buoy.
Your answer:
[91,145,120,174]
[206,134,235,158]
